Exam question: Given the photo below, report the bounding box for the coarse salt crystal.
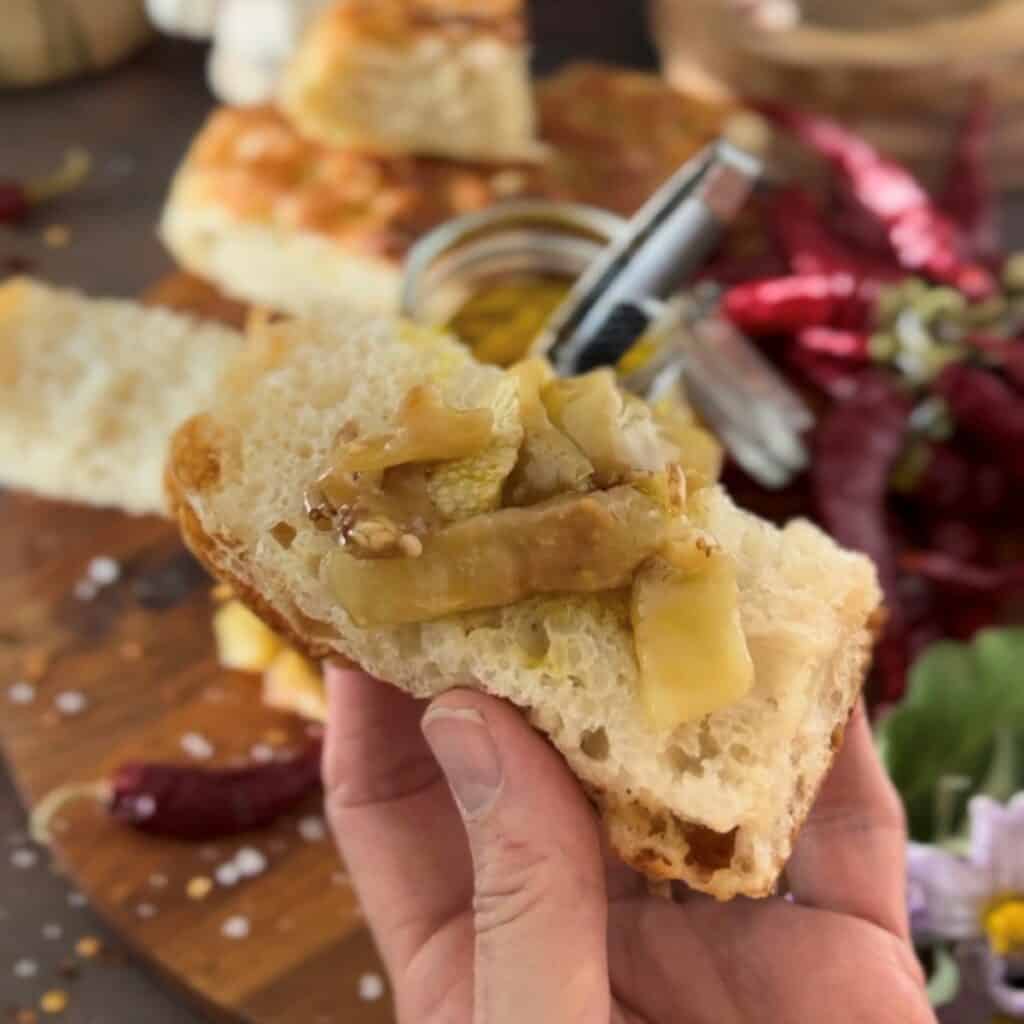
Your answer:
[215,862,240,887]
[54,691,88,716]
[148,873,168,889]
[249,743,274,763]
[297,815,327,843]
[67,890,87,908]
[42,923,63,940]
[7,681,36,705]
[73,579,99,601]
[87,556,121,586]
[221,915,250,939]
[180,732,214,760]
[135,902,157,919]
[10,848,38,870]
[13,958,38,978]
[358,972,385,1001]
[234,847,267,878]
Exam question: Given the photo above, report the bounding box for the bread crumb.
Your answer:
[39,990,68,1014]
[42,225,71,249]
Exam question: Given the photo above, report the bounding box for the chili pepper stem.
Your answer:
[23,148,91,205]
[30,780,112,845]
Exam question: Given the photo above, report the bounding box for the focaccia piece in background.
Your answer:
[160,64,730,320]
[166,311,881,898]
[0,277,241,516]
[280,0,538,162]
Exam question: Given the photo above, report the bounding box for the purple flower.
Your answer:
[908,795,1024,1016]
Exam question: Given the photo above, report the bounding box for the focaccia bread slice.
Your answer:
[160,63,730,319]
[166,311,881,899]
[280,0,539,162]
[0,277,242,515]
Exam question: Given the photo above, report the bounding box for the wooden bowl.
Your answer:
[652,0,1024,188]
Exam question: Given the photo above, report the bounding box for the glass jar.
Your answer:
[400,199,625,365]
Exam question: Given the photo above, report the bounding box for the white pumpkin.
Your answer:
[146,0,328,106]
[145,0,220,39]
[2,0,153,88]
[208,0,329,105]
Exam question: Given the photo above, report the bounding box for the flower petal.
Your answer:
[908,842,989,940]
[985,949,1024,1016]
[970,795,1024,895]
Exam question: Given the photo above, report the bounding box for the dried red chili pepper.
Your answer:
[908,442,973,511]
[796,326,871,362]
[769,187,902,282]
[722,272,874,334]
[900,551,1024,597]
[0,150,91,227]
[926,519,986,562]
[938,86,1000,266]
[811,377,913,703]
[965,334,1024,392]
[109,740,323,840]
[933,364,1024,479]
[763,105,996,299]
[784,344,865,400]
[811,373,911,598]
[0,183,30,225]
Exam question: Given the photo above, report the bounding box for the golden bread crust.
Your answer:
[171,64,730,263]
[316,0,525,44]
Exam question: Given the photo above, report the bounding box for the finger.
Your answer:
[786,700,910,938]
[422,690,611,1024]
[322,666,474,981]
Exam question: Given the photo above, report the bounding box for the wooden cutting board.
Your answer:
[0,274,394,1024]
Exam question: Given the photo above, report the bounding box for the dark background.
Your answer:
[0,1,1008,1019]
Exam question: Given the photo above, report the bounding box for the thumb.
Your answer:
[422,690,611,1024]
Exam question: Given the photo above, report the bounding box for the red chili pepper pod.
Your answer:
[927,519,987,563]
[900,551,1024,598]
[933,364,1024,480]
[965,334,1024,392]
[722,272,874,335]
[795,326,871,362]
[784,344,865,400]
[0,183,31,225]
[762,105,997,299]
[938,85,1001,266]
[770,187,902,282]
[109,739,323,840]
[811,373,911,599]
[911,443,971,512]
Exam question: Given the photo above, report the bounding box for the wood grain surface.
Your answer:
[0,274,393,1024]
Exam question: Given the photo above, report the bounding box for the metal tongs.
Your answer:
[533,140,813,489]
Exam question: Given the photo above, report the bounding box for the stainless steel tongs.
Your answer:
[533,140,813,489]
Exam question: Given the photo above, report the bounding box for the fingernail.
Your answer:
[422,707,503,819]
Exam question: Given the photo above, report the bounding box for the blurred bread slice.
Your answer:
[160,64,730,319]
[0,277,241,515]
[281,0,538,162]
[166,312,881,898]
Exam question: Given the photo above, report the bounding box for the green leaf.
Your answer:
[876,628,1024,842]
[924,945,960,1009]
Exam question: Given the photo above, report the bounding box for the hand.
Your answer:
[323,665,935,1024]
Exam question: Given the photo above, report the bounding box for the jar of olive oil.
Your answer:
[400,200,625,367]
